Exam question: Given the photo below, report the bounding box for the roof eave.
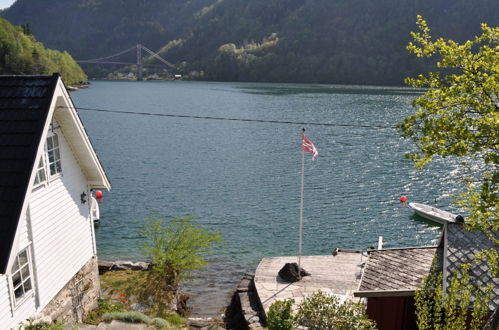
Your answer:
[353,289,416,298]
[53,79,111,191]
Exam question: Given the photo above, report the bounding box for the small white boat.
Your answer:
[409,202,457,224]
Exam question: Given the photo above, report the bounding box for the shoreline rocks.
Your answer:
[224,273,265,329]
[98,260,150,274]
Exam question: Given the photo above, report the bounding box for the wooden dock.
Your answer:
[254,250,366,314]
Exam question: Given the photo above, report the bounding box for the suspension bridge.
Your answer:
[77,44,177,80]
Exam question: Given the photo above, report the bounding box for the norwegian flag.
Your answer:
[302,135,319,160]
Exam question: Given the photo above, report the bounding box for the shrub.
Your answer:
[140,215,223,290]
[296,291,376,330]
[267,299,295,330]
[102,311,170,327]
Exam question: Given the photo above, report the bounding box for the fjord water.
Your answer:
[73,81,461,316]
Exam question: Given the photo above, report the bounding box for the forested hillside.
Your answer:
[3,0,498,85]
[0,18,87,85]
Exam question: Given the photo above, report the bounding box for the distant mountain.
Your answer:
[3,0,498,85]
[0,18,87,85]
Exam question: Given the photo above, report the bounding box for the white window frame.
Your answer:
[46,132,62,179]
[32,129,63,190]
[32,155,48,189]
[8,246,35,309]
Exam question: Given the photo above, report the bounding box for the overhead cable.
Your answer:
[74,106,397,129]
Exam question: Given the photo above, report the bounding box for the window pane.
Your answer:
[21,265,30,281]
[50,164,56,176]
[23,279,32,293]
[12,271,21,288]
[52,134,59,147]
[48,151,55,163]
[54,148,60,160]
[14,286,24,299]
[18,251,27,266]
[39,169,46,182]
[11,259,19,273]
[47,137,53,150]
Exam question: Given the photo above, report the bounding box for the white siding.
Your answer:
[0,275,12,327]
[28,128,94,310]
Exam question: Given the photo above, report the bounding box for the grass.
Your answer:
[83,270,188,329]
[24,321,66,330]
[99,269,147,298]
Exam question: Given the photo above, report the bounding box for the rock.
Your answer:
[278,263,310,282]
[224,273,265,330]
[98,260,115,274]
[130,302,149,313]
[112,260,150,271]
[98,260,150,274]
[187,317,225,330]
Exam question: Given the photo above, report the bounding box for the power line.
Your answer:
[77,45,137,63]
[74,106,397,129]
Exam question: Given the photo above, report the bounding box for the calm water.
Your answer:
[72,80,462,316]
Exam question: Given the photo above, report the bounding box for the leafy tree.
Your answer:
[295,291,376,330]
[0,18,87,85]
[415,264,492,330]
[400,16,498,275]
[140,214,223,290]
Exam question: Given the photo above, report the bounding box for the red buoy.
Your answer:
[400,195,407,203]
[95,190,103,200]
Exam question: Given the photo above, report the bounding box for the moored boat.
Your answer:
[409,202,457,224]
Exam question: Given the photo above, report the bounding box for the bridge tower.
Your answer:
[136,44,143,81]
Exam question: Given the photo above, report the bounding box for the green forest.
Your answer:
[0,18,87,85]
[2,0,498,85]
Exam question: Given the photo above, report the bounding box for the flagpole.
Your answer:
[298,128,305,280]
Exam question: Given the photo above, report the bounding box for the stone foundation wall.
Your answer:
[32,256,100,325]
[225,273,265,329]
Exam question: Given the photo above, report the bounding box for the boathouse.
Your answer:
[0,74,110,327]
[354,222,498,330]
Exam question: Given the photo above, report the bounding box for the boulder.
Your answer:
[98,260,150,274]
[278,263,310,282]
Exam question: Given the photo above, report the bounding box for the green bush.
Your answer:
[151,317,169,328]
[102,311,170,327]
[296,291,376,330]
[102,311,150,324]
[23,321,65,330]
[266,299,295,330]
[140,215,223,290]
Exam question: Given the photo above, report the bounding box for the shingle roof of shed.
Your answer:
[358,247,437,292]
[445,223,499,311]
[0,74,58,274]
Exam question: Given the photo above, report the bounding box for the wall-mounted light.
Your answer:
[81,192,87,204]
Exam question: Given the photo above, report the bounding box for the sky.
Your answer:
[0,0,15,10]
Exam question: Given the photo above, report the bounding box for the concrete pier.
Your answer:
[254,250,366,314]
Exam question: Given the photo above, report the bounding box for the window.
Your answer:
[32,131,63,189]
[10,248,33,304]
[46,134,62,176]
[33,157,47,186]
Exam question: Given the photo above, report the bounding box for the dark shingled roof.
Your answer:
[358,247,437,292]
[445,223,499,311]
[0,74,59,274]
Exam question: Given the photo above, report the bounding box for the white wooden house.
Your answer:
[0,74,111,328]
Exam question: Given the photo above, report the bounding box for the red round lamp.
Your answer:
[95,190,103,200]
